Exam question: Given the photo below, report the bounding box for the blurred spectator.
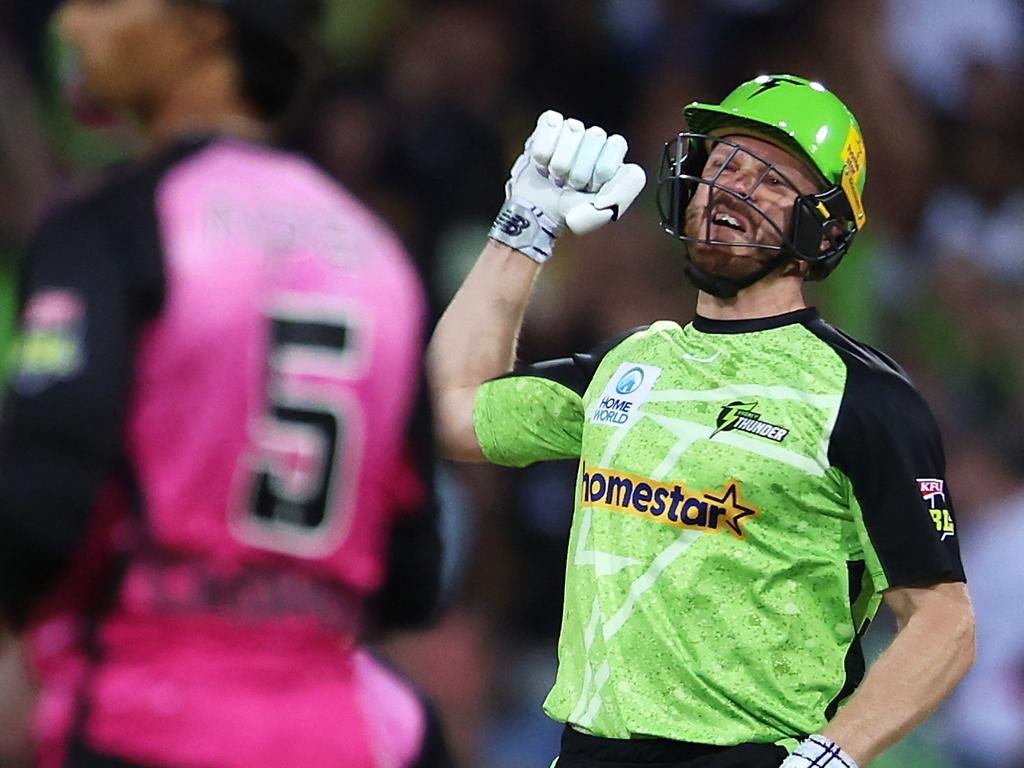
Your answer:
[385,3,511,311]
[288,69,407,227]
[910,63,1024,466]
[885,0,1024,112]
[921,63,1024,282]
[943,442,1024,767]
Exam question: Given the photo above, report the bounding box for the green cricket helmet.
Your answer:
[657,74,868,298]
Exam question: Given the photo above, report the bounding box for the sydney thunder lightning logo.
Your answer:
[711,401,790,443]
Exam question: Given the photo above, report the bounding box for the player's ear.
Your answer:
[173,3,233,56]
[820,220,846,254]
[779,259,811,279]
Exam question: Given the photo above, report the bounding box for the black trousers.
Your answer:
[557,726,789,768]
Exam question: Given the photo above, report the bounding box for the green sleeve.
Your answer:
[473,375,584,468]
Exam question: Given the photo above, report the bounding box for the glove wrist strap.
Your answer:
[783,735,859,768]
[489,198,562,264]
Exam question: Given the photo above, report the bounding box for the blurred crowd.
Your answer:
[1,0,1023,766]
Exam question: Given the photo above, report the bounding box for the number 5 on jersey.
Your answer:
[231,299,366,558]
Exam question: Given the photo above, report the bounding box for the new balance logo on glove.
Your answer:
[488,110,646,264]
[494,211,531,237]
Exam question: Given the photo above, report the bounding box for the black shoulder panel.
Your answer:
[803,317,965,588]
[500,325,650,396]
[0,139,208,628]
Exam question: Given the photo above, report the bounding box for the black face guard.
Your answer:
[656,133,858,298]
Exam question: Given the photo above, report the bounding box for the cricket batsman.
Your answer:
[428,75,975,767]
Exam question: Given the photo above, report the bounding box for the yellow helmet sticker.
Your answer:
[841,125,867,229]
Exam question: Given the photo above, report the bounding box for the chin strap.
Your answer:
[682,247,793,299]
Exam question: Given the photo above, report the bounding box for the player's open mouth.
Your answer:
[711,210,747,233]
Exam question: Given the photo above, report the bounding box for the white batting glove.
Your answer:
[779,735,859,768]
[489,110,647,264]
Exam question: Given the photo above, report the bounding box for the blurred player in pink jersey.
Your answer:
[0,1,453,766]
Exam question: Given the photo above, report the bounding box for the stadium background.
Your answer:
[0,0,1022,766]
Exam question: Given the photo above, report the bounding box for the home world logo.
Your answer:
[592,363,662,428]
[615,367,645,395]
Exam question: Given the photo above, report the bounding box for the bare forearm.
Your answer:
[823,590,975,765]
[427,240,542,457]
[429,240,541,388]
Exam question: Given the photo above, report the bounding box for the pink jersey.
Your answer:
[21,139,433,767]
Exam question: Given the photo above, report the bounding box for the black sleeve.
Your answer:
[828,359,966,590]
[370,375,445,632]
[0,208,136,628]
[499,325,650,395]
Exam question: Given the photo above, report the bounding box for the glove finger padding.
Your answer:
[568,126,608,190]
[591,134,628,190]
[548,118,586,183]
[530,111,564,170]
[564,163,647,236]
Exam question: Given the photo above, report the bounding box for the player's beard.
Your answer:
[682,195,784,283]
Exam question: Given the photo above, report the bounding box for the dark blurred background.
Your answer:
[1,0,1023,766]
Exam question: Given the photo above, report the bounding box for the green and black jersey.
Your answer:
[474,307,965,748]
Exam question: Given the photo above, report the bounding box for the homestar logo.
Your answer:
[580,464,761,540]
[710,400,789,443]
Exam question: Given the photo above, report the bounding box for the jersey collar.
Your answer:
[692,307,820,334]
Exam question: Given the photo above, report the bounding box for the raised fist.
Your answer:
[489,110,647,263]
